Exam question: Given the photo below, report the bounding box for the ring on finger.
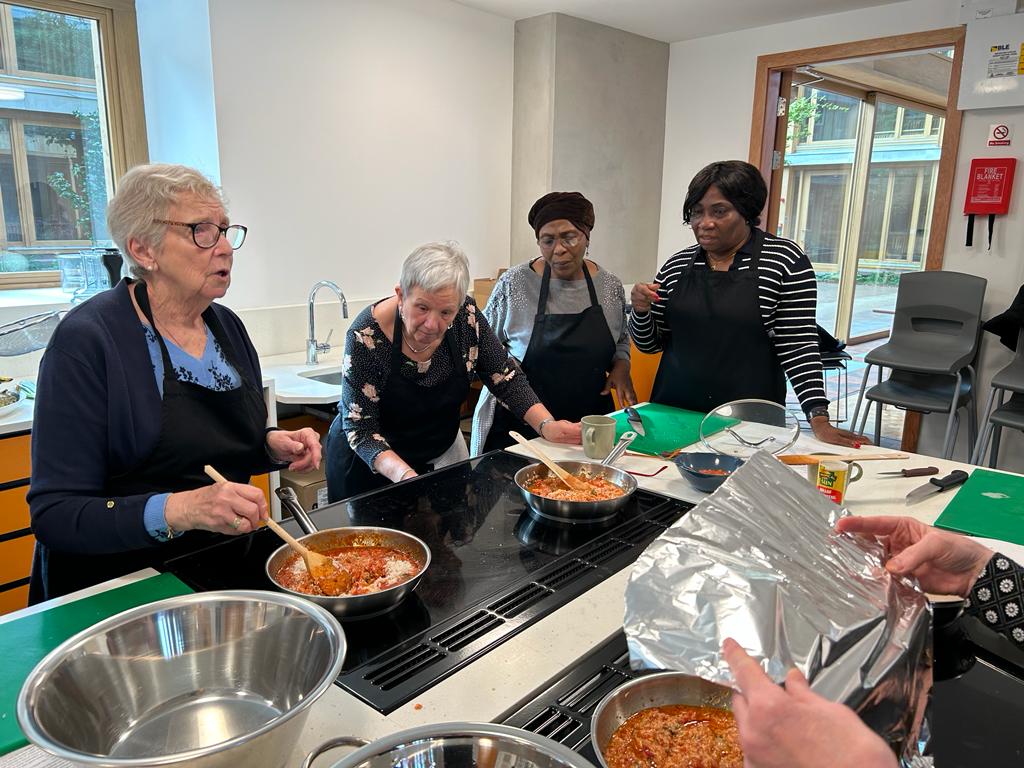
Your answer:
[231,516,243,530]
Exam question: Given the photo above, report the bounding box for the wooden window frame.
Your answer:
[0,0,147,291]
[749,27,966,451]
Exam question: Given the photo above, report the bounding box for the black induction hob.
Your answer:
[164,451,692,714]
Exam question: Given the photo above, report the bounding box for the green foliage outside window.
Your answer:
[36,111,107,241]
[11,6,95,79]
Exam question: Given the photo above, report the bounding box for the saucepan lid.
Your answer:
[699,398,800,457]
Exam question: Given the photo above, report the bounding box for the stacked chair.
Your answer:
[850,271,987,459]
[972,328,1024,467]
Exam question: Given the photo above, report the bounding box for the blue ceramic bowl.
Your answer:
[673,453,745,493]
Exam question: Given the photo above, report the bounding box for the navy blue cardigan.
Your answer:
[28,279,269,554]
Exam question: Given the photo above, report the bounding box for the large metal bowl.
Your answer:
[266,526,431,619]
[17,590,345,768]
[514,461,637,527]
[302,722,598,768]
[590,671,735,768]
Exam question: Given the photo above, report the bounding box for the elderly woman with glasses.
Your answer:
[27,163,321,602]
[471,191,635,454]
[326,240,580,502]
[629,160,865,447]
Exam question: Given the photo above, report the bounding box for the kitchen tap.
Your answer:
[307,280,348,365]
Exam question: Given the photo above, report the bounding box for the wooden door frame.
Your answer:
[747,27,966,451]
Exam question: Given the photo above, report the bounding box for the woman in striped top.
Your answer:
[629,160,865,447]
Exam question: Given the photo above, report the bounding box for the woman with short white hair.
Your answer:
[28,163,322,602]
[326,241,580,501]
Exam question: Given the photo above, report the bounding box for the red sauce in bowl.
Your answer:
[604,704,742,768]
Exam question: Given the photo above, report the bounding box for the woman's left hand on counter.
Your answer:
[810,416,869,448]
[602,359,637,407]
[723,638,897,768]
[267,427,322,471]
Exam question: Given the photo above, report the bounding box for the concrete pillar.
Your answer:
[511,13,669,283]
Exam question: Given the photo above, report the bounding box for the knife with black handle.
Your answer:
[624,406,646,437]
[905,470,969,505]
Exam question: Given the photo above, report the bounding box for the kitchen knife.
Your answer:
[905,470,969,505]
[879,466,939,478]
[624,406,646,436]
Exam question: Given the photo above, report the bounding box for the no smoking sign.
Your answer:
[989,123,1013,146]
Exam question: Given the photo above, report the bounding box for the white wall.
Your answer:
[657,0,960,268]
[920,106,1024,469]
[207,0,514,320]
[511,14,668,283]
[136,0,221,183]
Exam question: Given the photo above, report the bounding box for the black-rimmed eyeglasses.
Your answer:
[154,219,247,249]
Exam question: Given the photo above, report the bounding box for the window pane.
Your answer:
[0,2,114,275]
[11,6,96,79]
[901,108,927,136]
[803,173,847,264]
[858,167,889,261]
[912,166,934,263]
[885,168,919,257]
[24,124,90,240]
[0,119,23,243]
[875,103,898,138]
[811,91,860,141]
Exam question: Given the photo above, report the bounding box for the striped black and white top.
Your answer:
[628,230,828,414]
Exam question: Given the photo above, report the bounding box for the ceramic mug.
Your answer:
[582,415,617,460]
[815,459,863,505]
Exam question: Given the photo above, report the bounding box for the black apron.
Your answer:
[326,309,469,502]
[484,262,615,452]
[30,282,269,602]
[650,232,786,412]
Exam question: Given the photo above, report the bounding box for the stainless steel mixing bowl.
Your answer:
[302,722,598,768]
[590,671,735,768]
[514,460,637,526]
[17,590,346,768]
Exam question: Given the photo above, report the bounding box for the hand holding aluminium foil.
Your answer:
[624,450,931,759]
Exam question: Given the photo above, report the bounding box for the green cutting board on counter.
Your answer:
[611,402,738,456]
[0,572,193,756]
[934,469,1024,546]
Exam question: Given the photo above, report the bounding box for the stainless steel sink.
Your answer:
[299,371,342,386]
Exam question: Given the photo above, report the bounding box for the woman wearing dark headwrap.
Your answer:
[471,192,635,453]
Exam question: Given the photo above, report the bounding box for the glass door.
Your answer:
[845,100,943,341]
[777,84,944,342]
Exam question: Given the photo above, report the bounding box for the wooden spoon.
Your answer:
[203,465,351,595]
[508,431,590,492]
[777,452,910,466]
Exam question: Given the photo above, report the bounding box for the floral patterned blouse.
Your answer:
[340,296,540,469]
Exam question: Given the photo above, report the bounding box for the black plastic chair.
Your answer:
[818,325,853,423]
[850,271,987,459]
[972,328,1024,466]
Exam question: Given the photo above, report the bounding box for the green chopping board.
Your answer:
[934,469,1024,546]
[611,402,738,456]
[0,572,193,756]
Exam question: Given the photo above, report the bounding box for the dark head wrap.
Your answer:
[528,192,595,238]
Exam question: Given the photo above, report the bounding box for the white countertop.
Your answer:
[6,420,1024,767]
[258,348,345,405]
